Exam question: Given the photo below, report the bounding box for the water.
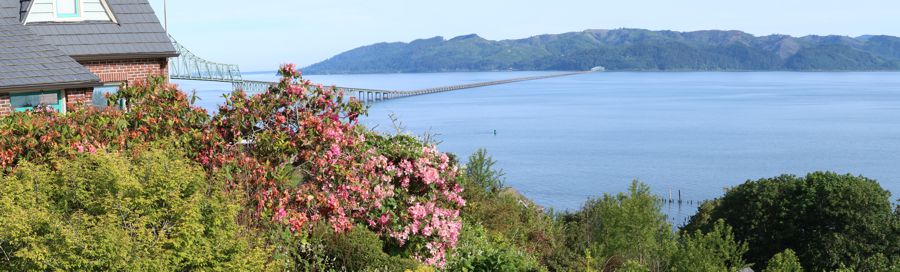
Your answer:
[176,71,900,226]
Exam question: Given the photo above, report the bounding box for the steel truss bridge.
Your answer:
[167,36,588,104]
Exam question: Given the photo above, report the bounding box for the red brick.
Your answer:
[0,93,9,115]
[80,58,169,86]
[65,88,94,111]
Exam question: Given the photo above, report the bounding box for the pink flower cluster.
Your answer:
[377,146,465,266]
[72,141,99,154]
[393,202,462,267]
[211,65,466,268]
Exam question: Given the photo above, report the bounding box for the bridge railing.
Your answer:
[168,35,243,82]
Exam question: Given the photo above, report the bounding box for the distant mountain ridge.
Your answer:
[303,29,900,74]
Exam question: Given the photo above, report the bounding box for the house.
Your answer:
[0,0,175,114]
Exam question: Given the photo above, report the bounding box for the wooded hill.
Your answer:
[304,29,900,74]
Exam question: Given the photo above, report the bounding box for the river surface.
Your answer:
[176,71,900,226]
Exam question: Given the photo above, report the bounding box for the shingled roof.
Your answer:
[0,17,101,91]
[0,0,17,21]
[18,0,177,60]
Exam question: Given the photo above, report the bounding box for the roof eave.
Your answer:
[0,80,103,93]
[71,52,180,62]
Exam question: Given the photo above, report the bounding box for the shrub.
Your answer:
[308,224,420,271]
[0,76,209,172]
[0,65,468,268]
[459,149,577,270]
[261,222,339,271]
[670,219,749,271]
[571,181,675,271]
[619,260,651,272]
[685,172,899,271]
[446,222,541,272]
[206,66,466,267]
[464,148,505,195]
[764,249,803,272]
[0,148,267,271]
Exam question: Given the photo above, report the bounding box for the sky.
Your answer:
[147,0,900,71]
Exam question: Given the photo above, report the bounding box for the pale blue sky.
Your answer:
[147,0,900,71]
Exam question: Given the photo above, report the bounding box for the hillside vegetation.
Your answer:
[304,29,900,74]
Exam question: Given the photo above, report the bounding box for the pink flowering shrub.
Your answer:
[209,65,465,266]
[0,77,209,172]
[0,64,465,267]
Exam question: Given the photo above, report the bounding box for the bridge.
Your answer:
[167,36,589,103]
[340,72,588,103]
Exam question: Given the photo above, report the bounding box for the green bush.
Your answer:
[619,260,651,272]
[464,148,505,195]
[459,149,578,270]
[570,181,676,271]
[0,148,268,271]
[685,172,899,271]
[307,223,420,271]
[670,220,749,271]
[764,249,803,272]
[262,223,339,271]
[447,222,541,272]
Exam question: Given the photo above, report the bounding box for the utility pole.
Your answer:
[163,0,168,32]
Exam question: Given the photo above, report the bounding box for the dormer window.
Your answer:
[24,0,117,24]
[55,0,80,18]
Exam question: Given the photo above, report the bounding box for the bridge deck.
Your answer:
[218,72,591,103]
[171,72,591,103]
[340,71,589,103]
[168,34,591,103]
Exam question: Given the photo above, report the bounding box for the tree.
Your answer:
[464,148,505,195]
[764,249,803,272]
[574,181,675,271]
[670,220,750,271]
[685,172,898,271]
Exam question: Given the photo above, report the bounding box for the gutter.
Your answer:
[0,80,103,93]
[72,52,180,62]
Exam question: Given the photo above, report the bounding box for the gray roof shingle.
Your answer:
[0,14,100,90]
[18,0,177,59]
[0,0,17,21]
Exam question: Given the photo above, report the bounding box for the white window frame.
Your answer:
[53,0,83,21]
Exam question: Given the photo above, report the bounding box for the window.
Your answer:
[92,84,122,109]
[10,91,63,112]
[56,0,80,18]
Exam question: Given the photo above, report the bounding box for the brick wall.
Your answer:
[64,88,94,111]
[80,58,169,85]
[0,93,9,115]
